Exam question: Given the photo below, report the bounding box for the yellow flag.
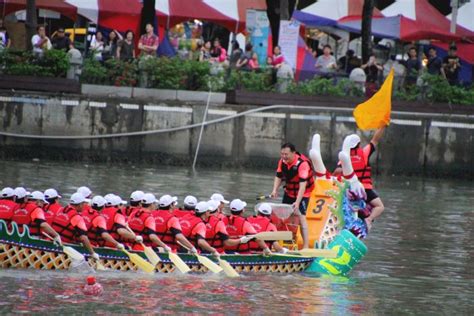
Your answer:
[353,68,394,130]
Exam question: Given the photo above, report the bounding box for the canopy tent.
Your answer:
[447,1,474,33]
[292,0,383,28]
[382,0,474,42]
[0,0,78,20]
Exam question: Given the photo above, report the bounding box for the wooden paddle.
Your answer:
[168,252,191,274]
[177,241,223,274]
[122,249,156,274]
[125,225,161,266]
[218,258,240,277]
[251,231,293,241]
[291,248,338,258]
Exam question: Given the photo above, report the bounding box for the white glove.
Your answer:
[91,253,100,261]
[164,245,172,253]
[116,243,125,250]
[212,250,220,259]
[263,247,272,256]
[189,247,198,255]
[135,236,143,243]
[279,247,289,254]
[53,235,62,246]
[239,235,253,244]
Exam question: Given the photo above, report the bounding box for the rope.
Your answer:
[192,87,212,171]
[0,105,352,140]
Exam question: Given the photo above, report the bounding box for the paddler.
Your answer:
[210,193,228,220]
[127,193,171,252]
[126,190,144,217]
[247,203,287,253]
[173,195,197,218]
[222,199,271,255]
[81,195,126,250]
[100,194,141,246]
[270,143,315,248]
[43,188,63,226]
[52,192,100,260]
[0,187,17,222]
[334,127,386,230]
[11,190,62,245]
[151,194,196,252]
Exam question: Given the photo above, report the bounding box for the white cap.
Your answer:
[207,200,220,212]
[159,194,178,208]
[113,195,127,206]
[343,134,361,150]
[211,193,229,204]
[104,193,115,206]
[91,195,106,208]
[77,186,92,198]
[70,192,87,204]
[142,193,158,205]
[183,195,197,207]
[130,190,145,202]
[258,203,272,216]
[14,187,30,199]
[230,199,247,212]
[1,187,14,198]
[44,188,61,199]
[195,201,210,214]
[28,191,49,203]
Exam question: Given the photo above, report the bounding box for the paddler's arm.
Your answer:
[100,231,121,248]
[78,234,96,256]
[149,233,169,249]
[175,233,196,252]
[371,126,386,147]
[271,177,282,198]
[117,227,138,241]
[40,222,61,239]
[197,238,219,257]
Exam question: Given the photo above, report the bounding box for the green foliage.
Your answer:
[80,58,109,85]
[105,59,138,87]
[288,77,364,97]
[224,70,273,92]
[0,49,69,77]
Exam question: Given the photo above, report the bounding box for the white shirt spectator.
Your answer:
[90,35,105,60]
[32,34,51,56]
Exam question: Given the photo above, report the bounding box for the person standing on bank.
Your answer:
[270,143,315,249]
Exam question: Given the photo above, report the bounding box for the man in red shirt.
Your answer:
[247,203,286,253]
[0,187,17,223]
[138,23,159,56]
[210,193,228,220]
[271,143,315,248]
[43,188,63,226]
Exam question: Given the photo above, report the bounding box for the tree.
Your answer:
[26,0,37,50]
[361,0,374,63]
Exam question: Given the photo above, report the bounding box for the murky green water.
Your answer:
[0,160,473,314]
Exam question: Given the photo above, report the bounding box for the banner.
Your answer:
[246,9,270,66]
[278,20,300,69]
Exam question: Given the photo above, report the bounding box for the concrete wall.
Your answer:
[0,92,472,178]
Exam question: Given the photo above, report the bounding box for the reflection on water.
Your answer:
[0,160,473,314]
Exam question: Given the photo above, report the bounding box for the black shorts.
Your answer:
[365,189,379,203]
[282,194,309,215]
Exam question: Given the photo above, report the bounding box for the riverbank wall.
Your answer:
[0,85,472,178]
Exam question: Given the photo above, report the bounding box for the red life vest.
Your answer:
[151,210,177,246]
[128,209,153,244]
[222,215,249,252]
[101,207,124,244]
[52,206,81,243]
[125,205,140,217]
[280,154,315,198]
[11,202,43,236]
[81,209,104,246]
[179,215,203,247]
[0,199,18,222]
[247,216,272,251]
[204,216,224,253]
[173,209,192,219]
[43,202,63,226]
[350,147,373,189]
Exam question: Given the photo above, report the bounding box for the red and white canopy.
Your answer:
[382,0,474,41]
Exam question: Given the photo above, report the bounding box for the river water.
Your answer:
[0,160,472,314]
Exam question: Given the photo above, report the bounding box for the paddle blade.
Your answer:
[169,252,191,274]
[255,231,293,241]
[295,248,338,258]
[219,259,239,277]
[124,250,155,273]
[63,246,85,262]
[143,246,161,266]
[197,255,223,274]
[94,259,106,271]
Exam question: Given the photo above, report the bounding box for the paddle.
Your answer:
[218,258,240,278]
[251,231,293,241]
[42,232,105,270]
[177,241,223,274]
[289,248,338,258]
[168,252,191,274]
[256,194,272,201]
[125,226,161,266]
[122,249,156,274]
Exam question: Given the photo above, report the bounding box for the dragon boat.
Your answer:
[0,179,368,276]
